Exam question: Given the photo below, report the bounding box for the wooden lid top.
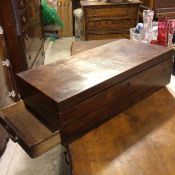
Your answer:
[80,0,142,6]
[17,39,174,111]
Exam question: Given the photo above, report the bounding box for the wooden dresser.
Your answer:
[0,0,44,74]
[81,1,142,40]
[0,0,45,100]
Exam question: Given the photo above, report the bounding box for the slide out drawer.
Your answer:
[0,101,60,158]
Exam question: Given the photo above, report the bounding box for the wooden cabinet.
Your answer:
[140,0,175,18]
[81,1,142,40]
[0,0,44,74]
[0,0,44,101]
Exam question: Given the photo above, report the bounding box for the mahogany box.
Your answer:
[0,39,174,158]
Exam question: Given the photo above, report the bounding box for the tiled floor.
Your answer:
[44,37,75,64]
[0,37,174,175]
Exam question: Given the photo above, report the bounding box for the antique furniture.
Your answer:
[0,0,44,93]
[0,30,12,156]
[0,39,173,159]
[70,39,175,175]
[139,0,175,18]
[81,1,142,40]
[0,0,44,155]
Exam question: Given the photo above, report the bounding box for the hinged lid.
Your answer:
[17,39,174,112]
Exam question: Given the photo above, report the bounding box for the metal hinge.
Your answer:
[2,59,11,67]
[8,90,17,98]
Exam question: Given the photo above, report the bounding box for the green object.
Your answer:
[41,0,63,28]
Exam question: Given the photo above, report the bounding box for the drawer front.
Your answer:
[86,18,137,31]
[0,101,60,158]
[84,31,129,40]
[59,58,172,144]
[85,6,138,18]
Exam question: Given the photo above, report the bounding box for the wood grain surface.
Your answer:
[17,39,174,112]
[81,1,141,40]
[71,39,117,55]
[70,87,175,175]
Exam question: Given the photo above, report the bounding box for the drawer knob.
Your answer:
[28,55,31,60]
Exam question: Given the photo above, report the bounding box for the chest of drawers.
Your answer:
[81,1,142,40]
[0,0,44,73]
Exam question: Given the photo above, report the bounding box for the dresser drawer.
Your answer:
[86,18,137,31]
[59,59,172,143]
[0,101,60,158]
[85,31,129,40]
[85,6,138,18]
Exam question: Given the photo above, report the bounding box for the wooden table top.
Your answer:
[17,39,173,112]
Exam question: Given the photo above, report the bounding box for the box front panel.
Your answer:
[60,58,173,144]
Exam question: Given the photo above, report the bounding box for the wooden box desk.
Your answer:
[0,39,174,162]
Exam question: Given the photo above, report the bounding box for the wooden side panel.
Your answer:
[86,18,136,31]
[57,0,73,37]
[60,58,173,144]
[82,2,140,40]
[85,5,138,18]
